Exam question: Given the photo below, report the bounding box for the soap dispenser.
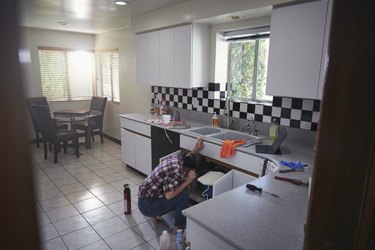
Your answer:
[269,118,279,141]
[212,112,219,127]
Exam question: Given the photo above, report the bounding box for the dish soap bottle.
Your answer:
[212,112,219,127]
[269,118,279,141]
[175,229,184,250]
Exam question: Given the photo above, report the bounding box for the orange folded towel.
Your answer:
[220,140,247,158]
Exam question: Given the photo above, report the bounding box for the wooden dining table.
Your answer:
[53,109,102,149]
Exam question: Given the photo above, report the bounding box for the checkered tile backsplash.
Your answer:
[151,83,320,131]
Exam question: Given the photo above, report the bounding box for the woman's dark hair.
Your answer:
[182,153,207,170]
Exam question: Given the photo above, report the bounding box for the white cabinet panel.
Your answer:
[266,0,330,99]
[213,170,256,197]
[174,25,192,88]
[147,30,160,85]
[121,128,136,167]
[135,24,209,88]
[159,27,174,87]
[136,135,152,176]
[186,219,237,250]
[120,118,152,176]
[135,33,147,85]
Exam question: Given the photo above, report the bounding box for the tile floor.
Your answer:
[32,138,177,250]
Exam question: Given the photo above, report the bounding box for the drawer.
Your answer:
[120,117,151,137]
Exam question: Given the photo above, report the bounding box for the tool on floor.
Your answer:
[279,168,304,173]
[274,176,309,186]
[246,184,279,198]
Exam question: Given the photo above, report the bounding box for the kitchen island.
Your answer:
[182,168,311,250]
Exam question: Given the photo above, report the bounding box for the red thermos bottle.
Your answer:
[123,184,131,215]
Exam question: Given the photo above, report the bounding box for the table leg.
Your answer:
[86,118,92,149]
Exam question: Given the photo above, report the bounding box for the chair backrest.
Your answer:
[30,104,57,143]
[25,97,51,132]
[90,96,107,126]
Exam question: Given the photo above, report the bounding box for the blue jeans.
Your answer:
[138,189,189,228]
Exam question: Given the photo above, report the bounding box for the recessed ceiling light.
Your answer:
[57,21,69,26]
[114,0,128,6]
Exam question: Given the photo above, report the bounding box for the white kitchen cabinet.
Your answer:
[146,30,160,85]
[120,118,152,176]
[175,23,210,88]
[266,0,331,100]
[186,219,237,250]
[180,135,265,177]
[135,33,148,85]
[135,23,209,88]
[159,27,174,87]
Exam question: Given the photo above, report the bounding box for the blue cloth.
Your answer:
[279,160,304,169]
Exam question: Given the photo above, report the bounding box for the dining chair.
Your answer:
[75,96,107,143]
[25,97,68,147]
[30,104,79,164]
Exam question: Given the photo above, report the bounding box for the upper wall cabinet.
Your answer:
[266,0,332,100]
[136,23,210,88]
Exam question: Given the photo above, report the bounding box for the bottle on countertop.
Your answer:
[123,184,131,215]
[175,229,184,250]
[159,230,170,250]
[212,112,219,127]
[269,118,279,141]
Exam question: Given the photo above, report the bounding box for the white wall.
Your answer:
[95,27,150,139]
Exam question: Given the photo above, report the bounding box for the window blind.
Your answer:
[39,48,95,101]
[95,50,120,102]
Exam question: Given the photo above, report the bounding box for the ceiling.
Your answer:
[18,0,280,34]
[18,0,189,34]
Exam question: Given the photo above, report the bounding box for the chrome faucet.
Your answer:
[224,96,233,129]
[247,117,258,136]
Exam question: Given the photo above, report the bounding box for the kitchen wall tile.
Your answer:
[151,83,320,131]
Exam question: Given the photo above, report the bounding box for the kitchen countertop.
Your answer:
[182,169,311,250]
[119,113,315,168]
[120,113,314,249]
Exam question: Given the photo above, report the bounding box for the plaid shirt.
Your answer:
[138,154,186,199]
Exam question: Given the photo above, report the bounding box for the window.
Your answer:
[95,50,120,102]
[39,48,95,101]
[226,28,272,102]
[38,47,120,102]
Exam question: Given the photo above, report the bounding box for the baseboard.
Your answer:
[103,133,121,145]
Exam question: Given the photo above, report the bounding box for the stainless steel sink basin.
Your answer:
[208,131,258,141]
[187,126,222,135]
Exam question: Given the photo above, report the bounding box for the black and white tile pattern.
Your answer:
[151,83,320,131]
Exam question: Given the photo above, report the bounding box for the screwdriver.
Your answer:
[274,176,309,186]
[246,184,279,198]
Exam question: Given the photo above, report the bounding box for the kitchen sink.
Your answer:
[208,131,258,142]
[187,126,222,135]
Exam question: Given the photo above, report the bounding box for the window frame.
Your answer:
[95,49,120,104]
[38,46,120,103]
[226,28,272,104]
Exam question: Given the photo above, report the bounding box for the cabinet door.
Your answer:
[135,135,152,176]
[147,30,160,85]
[266,0,328,99]
[159,27,174,87]
[232,170,257,188]
[121,128,136,167]
[135,33,147,85]
[212,170,233,197]
[174,24,192,88]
